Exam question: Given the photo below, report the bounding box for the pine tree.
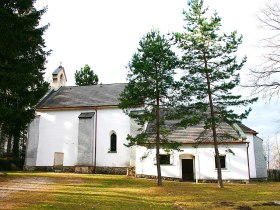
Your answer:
[75,64,99,86]
[175,0,257,188]
[119,30,180,186]
[0,0,49,158]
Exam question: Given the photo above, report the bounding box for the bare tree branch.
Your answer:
[245,1,280,100]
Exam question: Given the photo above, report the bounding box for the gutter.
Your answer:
[141,141,248,147]
[246,142,251,181]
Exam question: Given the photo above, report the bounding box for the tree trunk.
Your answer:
[0,128,5,156]
[12,128,20,158]
[7,133,12,156]
[155,67,162,186]
[204,53,224,189]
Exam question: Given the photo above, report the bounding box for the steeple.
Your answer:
[51,65,67,90]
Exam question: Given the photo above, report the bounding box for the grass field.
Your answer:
[0,172,279,209]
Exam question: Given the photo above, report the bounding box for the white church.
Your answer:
[25,66,267,182]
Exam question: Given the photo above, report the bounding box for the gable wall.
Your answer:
[253,135,267,178]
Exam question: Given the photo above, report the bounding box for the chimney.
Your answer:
[51,65,67,90]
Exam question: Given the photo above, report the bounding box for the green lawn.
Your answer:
[0,172,279,209]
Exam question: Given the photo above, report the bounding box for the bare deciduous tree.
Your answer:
[271,139,280,169]
[264,137,280,169]
[247,1,280,99]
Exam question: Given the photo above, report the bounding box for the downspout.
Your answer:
[195,148,198,183]
[195,157,198,183]
[198,151,200,182]
[93,109,98,173]
[246,142,251,181]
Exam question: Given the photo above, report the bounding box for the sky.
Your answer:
[35,0,280,141]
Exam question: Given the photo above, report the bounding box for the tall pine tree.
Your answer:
[175,0,257,188]
[119,30,180,186]
[0,0,49,158]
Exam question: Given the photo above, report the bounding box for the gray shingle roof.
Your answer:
[52,66,64,75]
[78,112,95,118]
[238,123,258,135]
[37,83,126,109]
[166,122,241,143]
[146,120,242,143]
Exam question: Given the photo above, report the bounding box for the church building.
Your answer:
[25,67,267,181]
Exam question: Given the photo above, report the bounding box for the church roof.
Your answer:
[146,121,243,143]
[37,83,126,109]
[169,122,241,143]
[237,123,258,135]
[52,65,64,75]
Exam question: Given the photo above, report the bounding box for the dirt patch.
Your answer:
[0,177,53,191]
[0,176,55,209]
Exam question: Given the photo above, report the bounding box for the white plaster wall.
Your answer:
[246,133,257,178]
[136,144,249,180]
[25,116,40,166]
[36,109,88,166]
[36,108,131,168]
[95,108,131,167]
[253,135,267,178]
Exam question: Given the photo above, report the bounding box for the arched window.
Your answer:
[60,73,64,81]
[110,133,117,152]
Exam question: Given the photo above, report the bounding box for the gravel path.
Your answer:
[0,176,54,209]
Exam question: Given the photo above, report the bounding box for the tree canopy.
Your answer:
[75,64,99,86]
[175,0,257,188]
[0,0,49,158]
[119,30,180,186]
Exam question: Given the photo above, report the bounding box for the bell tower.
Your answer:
[51,65,67,90]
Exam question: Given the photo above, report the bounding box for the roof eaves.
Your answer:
[78,112,95,118]
[140,141,248,146]
[36,104,120,111]
[36,89,55,108]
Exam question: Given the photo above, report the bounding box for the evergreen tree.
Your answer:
[75,64,99,86]
[175,0,257,188]
[0,0,49,158]
[119,30,180,186]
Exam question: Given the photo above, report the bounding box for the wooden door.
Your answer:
[182,159,194,181]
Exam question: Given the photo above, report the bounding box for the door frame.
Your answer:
[180,154,195,181]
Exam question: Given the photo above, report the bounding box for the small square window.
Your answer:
[215,155,226,169]
[159,154,170,164]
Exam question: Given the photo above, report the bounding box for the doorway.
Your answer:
[182,159,194,181]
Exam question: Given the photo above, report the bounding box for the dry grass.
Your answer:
[0,172,279,209]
